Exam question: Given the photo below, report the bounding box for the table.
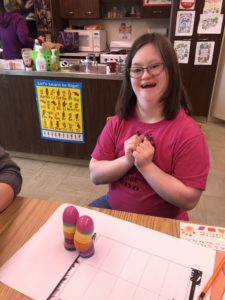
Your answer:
[0,196,181,299]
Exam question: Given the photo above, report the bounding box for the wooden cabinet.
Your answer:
[0,73,121,160]
[141,1,171,18]
[79,0,100,19]
[101,0,171,19]
[58,0,171,20]
[59,0,79,18]
[102,0,141,19]
[59,0,100,19]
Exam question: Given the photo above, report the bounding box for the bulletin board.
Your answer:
[35,79,84,143]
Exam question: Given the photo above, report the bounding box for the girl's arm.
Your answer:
[89,156,133,185]
[90,133,143,184]
[133,139,202,211]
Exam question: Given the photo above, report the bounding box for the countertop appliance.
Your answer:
[64,29,106,52]
[100,49,128,64]
[100,40,131,64]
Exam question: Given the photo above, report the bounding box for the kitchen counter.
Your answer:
[0,69,122,160]
[0,68,124,80]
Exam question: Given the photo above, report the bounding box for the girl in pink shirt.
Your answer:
[89,33,209,220]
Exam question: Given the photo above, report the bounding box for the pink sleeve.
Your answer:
[91,117,117,161]
[172,132,210,190]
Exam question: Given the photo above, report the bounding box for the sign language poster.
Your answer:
[35,79,84,143]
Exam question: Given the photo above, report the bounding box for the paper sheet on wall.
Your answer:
[203,0,223,14]
[194,41,215,65]
[35,79,84,143]
[174,40,191,64]
[197,14,224,34]
[175,10,195,36]
[0,204,216,300]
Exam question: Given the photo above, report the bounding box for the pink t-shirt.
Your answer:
[91,109,209,220]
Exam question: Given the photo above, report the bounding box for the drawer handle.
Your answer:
[85,11,94,15]
[68,11,74,15]
[153,10,163,14]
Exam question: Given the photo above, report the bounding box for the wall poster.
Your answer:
[194,41,215,65]
[174,40,191,63]
[197,13,224,34]
[118,22,132,40]
[175,11,196,36]
[203,0,223,14]
[35,79,84,143]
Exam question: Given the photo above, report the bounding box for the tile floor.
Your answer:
[10,118,225,228]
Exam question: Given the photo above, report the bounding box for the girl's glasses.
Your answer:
[128,62,165,79]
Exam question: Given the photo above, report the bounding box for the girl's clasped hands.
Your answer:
[124,132,155,169]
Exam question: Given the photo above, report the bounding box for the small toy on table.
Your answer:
[74,215,95,258]
[62,205,79,251]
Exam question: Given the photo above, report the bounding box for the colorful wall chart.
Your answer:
[35,79,84,143]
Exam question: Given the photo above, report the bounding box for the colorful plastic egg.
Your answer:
[63,205,79,225]
[76,215,94,234]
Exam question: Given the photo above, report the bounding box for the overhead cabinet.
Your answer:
[59,0,100,19]
[102,0,141,19]
[141,0,171,18]
[101,0,171,19]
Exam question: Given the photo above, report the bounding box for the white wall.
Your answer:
[209,29,225,121]
[69,19,169,50]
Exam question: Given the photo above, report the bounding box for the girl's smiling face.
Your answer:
[130,43,169,107]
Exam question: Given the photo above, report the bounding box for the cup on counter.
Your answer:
[106,61,117,74]
[21,48,33,71]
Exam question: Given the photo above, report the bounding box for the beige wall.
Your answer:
[210,29,225,121]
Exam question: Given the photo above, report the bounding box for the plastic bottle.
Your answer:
[33,39,40,51]
[51,49,58,71]
[112,6,117,18]
[35,47,46,71]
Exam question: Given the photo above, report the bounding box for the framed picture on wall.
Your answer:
[143,0,172,6]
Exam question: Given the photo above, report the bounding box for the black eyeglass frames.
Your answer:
[128,62,165,78]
